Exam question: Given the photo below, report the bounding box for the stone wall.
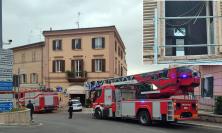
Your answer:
[0,109,30,125]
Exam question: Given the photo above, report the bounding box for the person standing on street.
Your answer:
[26,100,34,121]
[68,98,73,119]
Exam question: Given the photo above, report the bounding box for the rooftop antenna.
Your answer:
[76,12,81,29]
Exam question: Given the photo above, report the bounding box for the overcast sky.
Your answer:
[2,0,168,75]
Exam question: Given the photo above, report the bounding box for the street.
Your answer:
[0,111,222,133]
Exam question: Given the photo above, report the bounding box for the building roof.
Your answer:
[43,25,126,50]
[11,41,44,50]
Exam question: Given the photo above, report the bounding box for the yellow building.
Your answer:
[12,26,127,103]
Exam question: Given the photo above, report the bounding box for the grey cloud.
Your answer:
[3,0,168,74]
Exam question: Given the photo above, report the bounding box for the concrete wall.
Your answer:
[0,109,30,125]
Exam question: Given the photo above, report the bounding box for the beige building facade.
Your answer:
[143,0,222,64]
[12,42,44,86]
[42,26,127,90]
[12,26,127,92]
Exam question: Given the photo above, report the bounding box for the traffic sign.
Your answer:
[0,86,13,91]
[0,101,13,112]
[0,81,13,87]
[0,94,13,99]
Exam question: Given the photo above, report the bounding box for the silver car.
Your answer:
[71,99,82,111]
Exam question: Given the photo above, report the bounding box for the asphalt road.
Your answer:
[0,111,222,133]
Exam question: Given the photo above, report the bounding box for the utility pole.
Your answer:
[0,0,2,49]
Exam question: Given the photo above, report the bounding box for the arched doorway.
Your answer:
[66,85,85,106]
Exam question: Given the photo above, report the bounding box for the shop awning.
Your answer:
[66,85,85,94]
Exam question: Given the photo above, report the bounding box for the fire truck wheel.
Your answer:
[138,111,152,126]
[94,108,102,119]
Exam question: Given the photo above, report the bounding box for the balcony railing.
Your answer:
[66,71,87,82]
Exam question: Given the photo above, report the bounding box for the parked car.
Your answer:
[71,99,82,111]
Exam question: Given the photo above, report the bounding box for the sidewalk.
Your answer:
[179,110,222,129]
[198,110,222,123]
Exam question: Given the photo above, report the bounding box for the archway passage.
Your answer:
[67,86,86,106]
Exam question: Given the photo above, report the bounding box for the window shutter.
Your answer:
[61,60,65,72]
[92,38,95,49]
[53,61,56,72]
[59,40,62,50]
[79,39,82,49]
[71,60,74,72]
[102,59,106,72]
[80,60,84,72]
[36,74,38,83]
[102,37,105,48]
[72,39,75,49]
[208,77,214,97]
[92,59,95,72]
[143,0,157,63]
[30,74,32,83]
[53,40,56,50]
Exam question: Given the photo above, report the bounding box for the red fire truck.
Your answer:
[86,67,200,125]
[18,89,59,112]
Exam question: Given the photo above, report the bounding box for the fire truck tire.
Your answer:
[94,108,102,119]
[138,111,152,126]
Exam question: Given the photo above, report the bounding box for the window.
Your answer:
[71,60,83,77]
[72,39,81,50]
[30,73,38,83]
[53,60,65,72]
[32,51,36,62]
[20,74,27,83]
[92,59,105,72]
[53,40,62,51]
[21,53,25,63]
[201,76,214,97]
[92,37,105,49]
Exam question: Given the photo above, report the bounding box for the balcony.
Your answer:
[66,71,87,82]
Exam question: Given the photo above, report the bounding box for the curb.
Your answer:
[178,122,222,129]
[0,122,42,127]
